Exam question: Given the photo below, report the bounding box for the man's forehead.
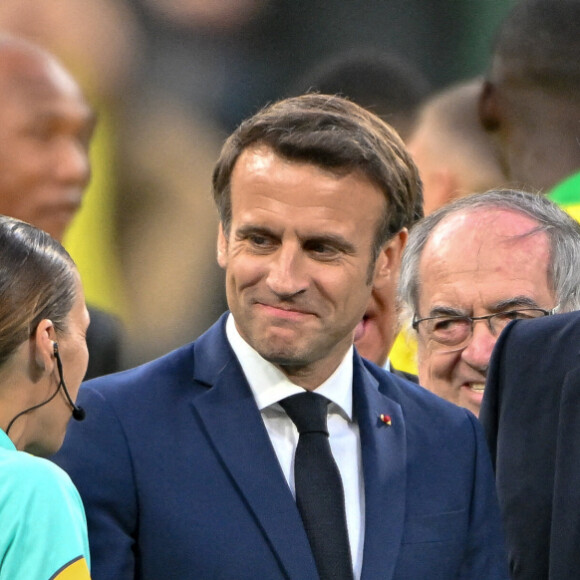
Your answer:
[418,207,553,308]
[0,47,85,103]
[234,143,354,180]
[427,207,544,249]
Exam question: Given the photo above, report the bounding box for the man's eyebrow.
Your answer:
[490,296,542,311]
[234,226,356,253]
[427,305,467,318]
[235,224,276,238]
[301,233,356,254]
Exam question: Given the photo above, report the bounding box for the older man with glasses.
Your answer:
[399,189,580,417]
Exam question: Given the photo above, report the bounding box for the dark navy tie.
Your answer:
[280,392,354,580]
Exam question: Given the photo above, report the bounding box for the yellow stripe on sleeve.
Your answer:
[50,556,90,580]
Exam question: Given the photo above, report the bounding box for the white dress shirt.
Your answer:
[226,315,365,579]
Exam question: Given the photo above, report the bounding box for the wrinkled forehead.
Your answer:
[417,208,552,308]
[428,207,545,250]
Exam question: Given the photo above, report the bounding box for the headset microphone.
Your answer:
[53,343,86,421]
[4,341,86,435]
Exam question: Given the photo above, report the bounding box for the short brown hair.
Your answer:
[212,94,423,261]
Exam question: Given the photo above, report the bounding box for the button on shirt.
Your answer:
[226,315,365,579]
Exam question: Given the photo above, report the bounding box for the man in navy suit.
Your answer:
[481,310,580,579]
[53,94,508,579]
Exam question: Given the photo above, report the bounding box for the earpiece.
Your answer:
[5,339,86,436]
[53,341,85,421]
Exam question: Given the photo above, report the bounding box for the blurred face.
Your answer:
[407,112,465,216]
[354,229,407,367]
[0,51,94,241]
[218,145,389,388]
[27,275,90,456]
[415,208,555,416]
[480,65,535,189]
[406,116,447,216]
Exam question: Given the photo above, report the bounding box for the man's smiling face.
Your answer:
[415,207,555,416]
[217,144,390,388]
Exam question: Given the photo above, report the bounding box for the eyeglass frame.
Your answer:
[411,306,559,348]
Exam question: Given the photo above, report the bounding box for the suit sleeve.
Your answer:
[478,316,573,579]
[458,412,509,580]
[52,385,138,580]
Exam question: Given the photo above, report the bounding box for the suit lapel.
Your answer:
[191,320,408,579]
[191,319,318,580]
[354,357,406,580]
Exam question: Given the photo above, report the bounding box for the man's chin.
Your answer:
[253,338,308,367]
[459,384,485,416]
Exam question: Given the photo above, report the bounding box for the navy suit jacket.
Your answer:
[54,314,507,579]
[481,311,580,580]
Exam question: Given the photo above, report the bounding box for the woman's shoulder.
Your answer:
[0,448,78,503]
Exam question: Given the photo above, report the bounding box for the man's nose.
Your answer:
[266,244,308,298]
[460,320,496,373]
[55,139,91,187]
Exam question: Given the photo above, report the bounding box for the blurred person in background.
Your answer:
[128,0,270,131]
[292,48,431,142]
[399,189,580,416]
[0,2,224,368]
[408,77,507,216]
[127,0,510,133]
[116,89,226,366]
[0,34,122,379]
[480,0,580,221]
[0,216,90,579]
[0,0,138,328]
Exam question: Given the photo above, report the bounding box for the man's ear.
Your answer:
[30,319,56,380]
[479,80,501,132]
[217,223,228,269]
[372,228,408,288]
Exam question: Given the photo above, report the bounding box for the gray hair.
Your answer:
[399,189,580,317]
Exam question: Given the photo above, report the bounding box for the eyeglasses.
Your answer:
[412,307,558,350]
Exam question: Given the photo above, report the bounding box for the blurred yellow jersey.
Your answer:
[389,328,418,375]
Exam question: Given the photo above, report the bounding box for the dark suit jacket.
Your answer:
[54,314,507,580]
[85,305,123,379]
[389,366,419,384]
[481,311,580,580]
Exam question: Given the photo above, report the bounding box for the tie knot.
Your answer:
[280,392,329,435]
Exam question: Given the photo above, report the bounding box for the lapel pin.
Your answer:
[379,414,392,427]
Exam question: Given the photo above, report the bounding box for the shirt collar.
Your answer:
[226,314,354,420]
